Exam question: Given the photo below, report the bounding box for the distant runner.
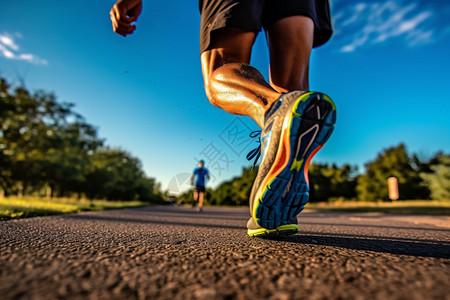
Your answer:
[110,0,337,236]
[191,160,209,212]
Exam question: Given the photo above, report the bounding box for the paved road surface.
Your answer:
[1,205,449,300]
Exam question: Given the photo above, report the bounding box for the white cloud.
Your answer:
[342,3,367,27]
[0,44,15,58]
[18,53,33,60]
[372,9,431,43]
[332,0,443,53]
[0,32,48,65]
[408,30,433,46]
[340,34,368,53]
[0,35,19,51]
[18,53,48,65]
[399,12,430,33]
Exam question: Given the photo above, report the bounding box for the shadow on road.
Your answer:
[300,220,450,232]
[267,233,450,259]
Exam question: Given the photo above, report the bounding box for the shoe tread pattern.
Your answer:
[256,92,336,229]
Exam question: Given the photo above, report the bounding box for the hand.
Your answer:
[110,0,142,37]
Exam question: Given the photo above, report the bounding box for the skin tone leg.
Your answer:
[266,16,314,92]
[193,190,198,203]
[201,28,281,128]
[198,192,204,208]
[201,16,315,128]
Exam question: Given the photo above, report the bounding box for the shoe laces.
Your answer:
[246,130,262,169]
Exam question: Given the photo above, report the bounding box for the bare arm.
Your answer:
[110,0,143,36]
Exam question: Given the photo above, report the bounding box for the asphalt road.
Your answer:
[1,205,449,300]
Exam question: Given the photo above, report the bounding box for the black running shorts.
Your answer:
[195,185,206,193]
[199,0,333,53]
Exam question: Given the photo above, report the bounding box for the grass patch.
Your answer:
[306,200,450,216]
[0,197,150,221]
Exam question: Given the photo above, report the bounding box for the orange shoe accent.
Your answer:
[303,144,323,186]
[253,113,294,218]
[267,125,292,183]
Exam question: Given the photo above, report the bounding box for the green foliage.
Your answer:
[308,163,357,202]
[356,144,429,201]
[1,79,98,195]
[420,153,450,200]
[209,167,258,206]
[85,148,162,201]
[0,77,163,202]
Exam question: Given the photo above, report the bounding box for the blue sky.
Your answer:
[1,0,449,193]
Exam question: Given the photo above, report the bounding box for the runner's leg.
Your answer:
[193,190,198,207]
[198,191,204,208]
[265,15,315,93]
[201,28,281,128]
[201,16,314,127]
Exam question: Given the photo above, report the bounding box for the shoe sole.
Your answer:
[253,92,336,229]
[248,224,300,237]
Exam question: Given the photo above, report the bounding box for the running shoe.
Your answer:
[247,216,299,237]
[247,91,336,235]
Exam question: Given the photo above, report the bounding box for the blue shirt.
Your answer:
[193,167,209,187]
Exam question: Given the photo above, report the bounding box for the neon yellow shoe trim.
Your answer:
[322,93,336,110]
[248,224,299,237]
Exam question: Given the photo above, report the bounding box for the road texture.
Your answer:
[1,205,449,300]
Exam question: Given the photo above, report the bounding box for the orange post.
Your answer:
[387,177,399,201]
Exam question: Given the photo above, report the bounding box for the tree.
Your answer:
[0,79,103,196]
[420,153,450,200]
[309,163,357,202]
[84,148,162,201]
[0,78,14,195]
[356,144,429,201]
[0,76,163,202]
